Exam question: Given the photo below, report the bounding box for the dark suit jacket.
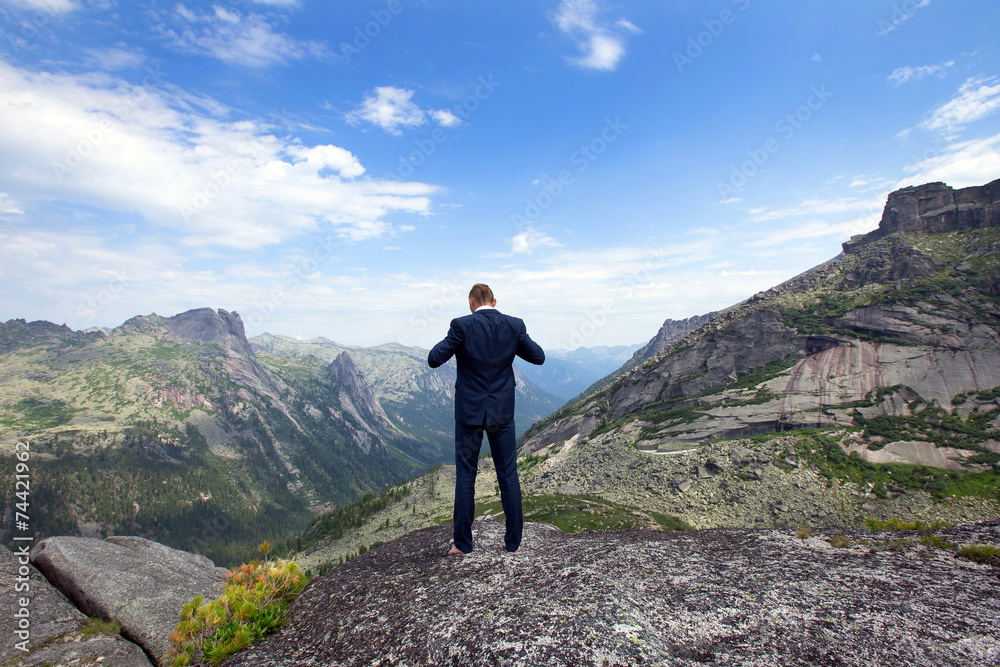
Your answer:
[428,308,545,426]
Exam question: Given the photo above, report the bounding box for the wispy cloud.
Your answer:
[0,59,438,249]
[1,0,77,12]
[920,76,1000,136]
[888,60,954,86]
[899,131,1000,189]
[346,86,461,135]
[748,217,878,247]
[82,46,146,71]
[511,226,561,255]
[551,0,638,71]
[155,4,327,67]
[746,195,884,223]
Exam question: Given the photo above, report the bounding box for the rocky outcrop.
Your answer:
[629,311,719,367]
[843,178,1000,252]
[0,544,153,667]
[223,519,1000,667]
[329,351,391,427]
[29,535,228,664]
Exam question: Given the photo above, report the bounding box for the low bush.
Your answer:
[168,542,308,666]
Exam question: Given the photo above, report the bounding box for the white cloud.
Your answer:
[347,86,459,135]
[346,86,426,135]
[551,0,637,71]
[82,46,146,71]
[0,0,77,12]
[432,109,462,128]
[899,132,1000,189]
[811,53,822,62]
[888,60,954,86]
[920,76,1000,135]
[748,217,878,247]
[156,4,327,67]
[0,192,24,214]
[746,195,884,223]
[511,227,560,255]
[0,59,438,249]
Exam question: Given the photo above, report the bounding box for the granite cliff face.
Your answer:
[522,179,1000,463]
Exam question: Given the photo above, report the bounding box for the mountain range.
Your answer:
[293,178,1000,569]
[0,308,560,565]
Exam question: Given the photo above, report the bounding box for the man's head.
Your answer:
[468,283,496,312]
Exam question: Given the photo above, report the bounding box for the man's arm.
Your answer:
[428,319,464,368]
[516,324,545,366]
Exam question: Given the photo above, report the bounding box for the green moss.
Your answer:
[479,493,691,534]
[957,543,1000,564]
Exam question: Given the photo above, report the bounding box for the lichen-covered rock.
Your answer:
[0,545,152,667]
[223,520,1000,667]
[29,536,227,664]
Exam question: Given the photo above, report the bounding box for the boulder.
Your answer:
[222,520,1000,667]
[0,544,152,666]
[11,637,153,667]
[30,536,228,664]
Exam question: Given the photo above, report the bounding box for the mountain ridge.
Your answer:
[521,178,1000,468]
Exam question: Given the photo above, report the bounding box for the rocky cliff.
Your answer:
[522,179,1000,464]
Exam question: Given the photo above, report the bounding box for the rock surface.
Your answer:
[0,544,152,667]
[29,535,228,664]
[224,520,1000,667]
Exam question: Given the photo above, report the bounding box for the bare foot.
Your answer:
[447,545,466,556]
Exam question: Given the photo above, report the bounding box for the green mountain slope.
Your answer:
[0,309,443,565]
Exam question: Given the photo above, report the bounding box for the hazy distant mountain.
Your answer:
[514,344,642,400]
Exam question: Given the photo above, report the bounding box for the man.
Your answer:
[428,283,545,555]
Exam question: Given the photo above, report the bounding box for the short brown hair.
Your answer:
[469,283,494,306]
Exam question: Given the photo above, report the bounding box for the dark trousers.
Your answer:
[453,419,522,553]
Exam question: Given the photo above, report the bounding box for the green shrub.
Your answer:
[828,534,850,548]
[957,543,1000,564]
[168,542,308,666]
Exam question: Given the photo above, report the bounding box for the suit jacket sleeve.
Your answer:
[428,318,464,368]
[516,322,545,366]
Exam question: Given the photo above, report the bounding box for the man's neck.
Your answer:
[474,305,495,312]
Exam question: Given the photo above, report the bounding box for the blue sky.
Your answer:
[1,0,998,350]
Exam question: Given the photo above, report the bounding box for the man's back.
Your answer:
[428,308,544,426]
